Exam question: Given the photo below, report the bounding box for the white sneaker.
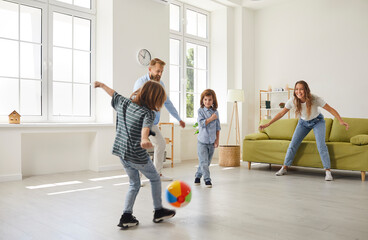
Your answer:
[325,171,333,181]
[160,175,173,181]
[275,167,287,176]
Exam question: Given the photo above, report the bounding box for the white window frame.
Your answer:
[169,0,210,123]
[48,5,96,122]
[0,0,47,122]
[50,0,96,14]
[183,38,209,121]
[0,0,96,123]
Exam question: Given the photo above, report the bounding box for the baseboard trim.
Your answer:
[98,164,123,172]
[0,174,22,182]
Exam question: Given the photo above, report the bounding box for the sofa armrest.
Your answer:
[244,132,269,140]
[350,134,368,145]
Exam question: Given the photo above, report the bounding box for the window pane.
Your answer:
[53,47,72,82]
[20,80,41,115]
[73,50,90,83]
[170,39,180,65]
[169,92,180,112]
[73,84,90,116]
[186,43,195,67]
[197,45,207,69]
[53,12,72,48]
[74,0,91,9]
[169,66,180,92]
[186,68,194,92]
[56,0,72,4]
[20,5,41,43]
[197,70,207,93]
[0,78,19,115]
[20,43,41,79]
[0,39,18,77]
[186,10,196,36]
[170,4,180,32]
[0,0,18,39]
[198,13,207,38]
[193,93,200,118]
[53,82,72,115]
[186,93,194,118]
[74,17,91,51]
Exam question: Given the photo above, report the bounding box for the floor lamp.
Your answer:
[226,89,244,145]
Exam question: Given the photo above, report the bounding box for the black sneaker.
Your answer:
[194,177,200,185]
[153,208,176,223]
[205,181,212,188]
[117,213,139,229]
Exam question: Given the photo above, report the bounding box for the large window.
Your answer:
[0,0,95,122]
[169,1,209,122]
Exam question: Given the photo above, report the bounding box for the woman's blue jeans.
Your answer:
[120,157,162,214]
[284,114,331,169]
[195,141,215,182]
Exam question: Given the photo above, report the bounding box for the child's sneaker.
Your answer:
[325,170,333,181]
[117,213,139,228]
[153,208,176,223]
[275,167,287,176]
[205,181,212,188]
[194,177,200,185]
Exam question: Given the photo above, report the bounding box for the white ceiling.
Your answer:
[175,0,293,11]
[241,0,292,10]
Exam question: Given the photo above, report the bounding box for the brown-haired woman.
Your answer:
[259,80,349,181]
[94,80,176,228]
[195,89,221,188]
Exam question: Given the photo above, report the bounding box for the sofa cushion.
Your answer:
[244,132,269,140]
[350,135,368,145]
[329,118,368,142]
[260,118,298,140]
[304,118,333,141]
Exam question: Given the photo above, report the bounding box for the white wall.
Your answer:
[113,0,169,97]
[96,0,113,123]
[254,0,368,129]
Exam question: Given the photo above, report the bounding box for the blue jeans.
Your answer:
[284,114,331,169]
[195,141,215,182]
[120,157,162,213]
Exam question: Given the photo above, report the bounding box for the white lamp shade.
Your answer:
[227,89,244,102]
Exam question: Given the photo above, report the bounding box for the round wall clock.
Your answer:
[137,49,151,66]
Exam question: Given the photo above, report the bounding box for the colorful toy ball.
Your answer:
[166,180,191,208]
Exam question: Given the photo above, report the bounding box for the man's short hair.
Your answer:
[150,58,166,67]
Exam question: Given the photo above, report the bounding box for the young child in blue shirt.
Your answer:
[194,89,221,188]
[94,80,176,229]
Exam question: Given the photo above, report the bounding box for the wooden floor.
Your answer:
[0,160,367,240]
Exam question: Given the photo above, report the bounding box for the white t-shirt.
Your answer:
[285,94,326,121]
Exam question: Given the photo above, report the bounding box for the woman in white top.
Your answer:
[259,81,349,181]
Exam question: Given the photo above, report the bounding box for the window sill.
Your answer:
[0,123,115,128]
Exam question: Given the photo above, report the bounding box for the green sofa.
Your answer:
[243,117,368,181]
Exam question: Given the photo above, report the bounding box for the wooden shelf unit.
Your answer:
[158,122,174,168]
[259,89,294,121]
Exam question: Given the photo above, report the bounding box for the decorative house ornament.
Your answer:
[8,110,21,124]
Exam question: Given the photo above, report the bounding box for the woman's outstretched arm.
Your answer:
[259,108,290,131]
[323,103,349,130]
